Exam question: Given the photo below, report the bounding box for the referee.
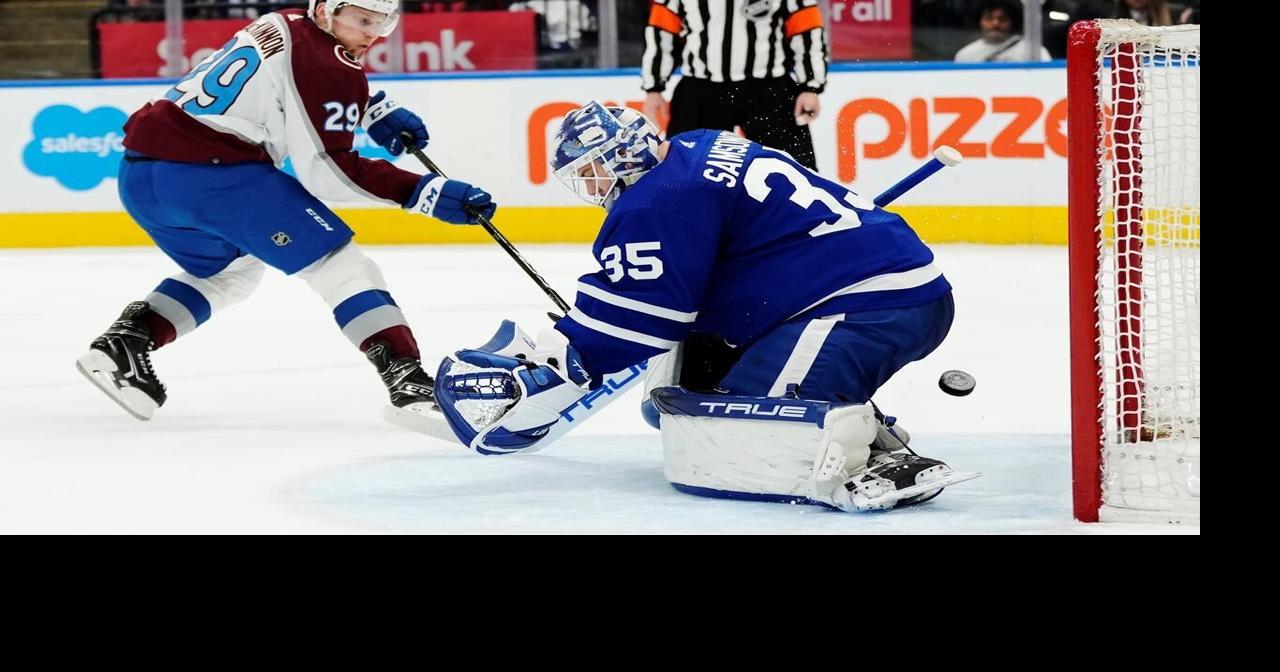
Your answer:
[641,0,829,170]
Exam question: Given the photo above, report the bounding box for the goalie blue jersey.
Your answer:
[557,129,952,381]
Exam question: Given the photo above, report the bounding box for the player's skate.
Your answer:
[838,452,980,511]
[76,301,167,421]
[366,341,436,412]
[373,342,459,441]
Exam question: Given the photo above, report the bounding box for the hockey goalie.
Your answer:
[432,102,979,512]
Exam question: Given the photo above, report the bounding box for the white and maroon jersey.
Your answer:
[123,9,419,206]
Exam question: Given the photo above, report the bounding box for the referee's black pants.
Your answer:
[665,76,818,171]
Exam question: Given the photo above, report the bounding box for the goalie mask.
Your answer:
[550,101,663,210]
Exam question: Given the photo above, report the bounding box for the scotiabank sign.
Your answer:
[828,0,911,61]
[98,11,535,78]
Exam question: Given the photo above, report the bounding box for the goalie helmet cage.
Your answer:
[1068,20,1200,524]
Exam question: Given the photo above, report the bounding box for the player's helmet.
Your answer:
[309,0,400,37]
[550,101,663,210]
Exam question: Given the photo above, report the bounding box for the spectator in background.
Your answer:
[510,0,595,51]
[1114,0,1173,26]
[954,0,1051,63]
[1179,1,1199,24]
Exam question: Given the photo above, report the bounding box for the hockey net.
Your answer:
[1068,20,1200,524]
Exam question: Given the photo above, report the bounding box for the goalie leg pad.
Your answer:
[640,343,683,430]
[652,387,876,508]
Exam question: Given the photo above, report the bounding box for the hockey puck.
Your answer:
[939,370,976,396]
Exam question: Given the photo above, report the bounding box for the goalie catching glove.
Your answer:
[435,322,591,455]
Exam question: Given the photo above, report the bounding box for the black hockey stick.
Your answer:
[402,137,571,316]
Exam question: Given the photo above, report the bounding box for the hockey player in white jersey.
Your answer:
[431,102,977,512]
[77,0,497,421]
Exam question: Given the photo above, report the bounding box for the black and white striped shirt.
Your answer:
[642,0,828,93]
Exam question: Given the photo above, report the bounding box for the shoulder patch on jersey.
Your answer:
[679,140,696,149]
[334,45,362,70]
[288,14,303,20]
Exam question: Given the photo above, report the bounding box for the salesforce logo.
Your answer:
[25,104,397,187]
[22,105,129,191]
